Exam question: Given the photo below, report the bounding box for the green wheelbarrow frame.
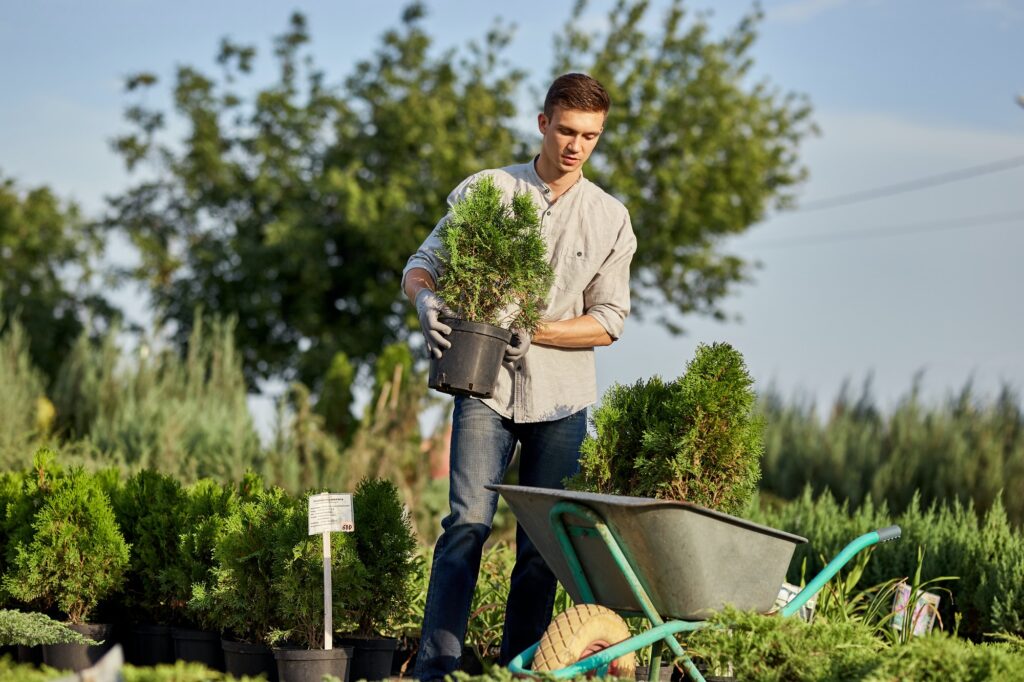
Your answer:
[495,486,901,682]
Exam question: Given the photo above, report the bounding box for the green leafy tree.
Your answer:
[107,7,526,387]
[0,175,116,382]
[554,0,815,330]
[107,2,813,385]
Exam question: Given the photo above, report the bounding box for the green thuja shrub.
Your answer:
[268,492,366,649]
[349,478,420,637]
[112,469,187,624]
[570,342,763,515]
[164,478,237,630]
[436,176,553,332]
[2,450,129,623]
[192,479,295,643]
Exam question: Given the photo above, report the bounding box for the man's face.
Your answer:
[537,106,606,175]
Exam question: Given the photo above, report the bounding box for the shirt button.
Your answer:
[546,211,551,216]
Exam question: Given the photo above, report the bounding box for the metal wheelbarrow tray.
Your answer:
[491,484,901,682]
[492,484,806,619]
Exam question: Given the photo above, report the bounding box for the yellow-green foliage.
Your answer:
[0,318,47,468]
[759,380,1024,526]
[751,488,1024,640]
[688,606,1024,682]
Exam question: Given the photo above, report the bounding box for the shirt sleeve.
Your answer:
[401,173,484,291]
[583,209,637,340]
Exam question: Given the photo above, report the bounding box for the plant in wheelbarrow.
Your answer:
[427,175,554,398]
[568,341,763,515]
[528,343,765,677]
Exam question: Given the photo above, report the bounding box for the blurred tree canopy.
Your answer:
[106,0,815,389]
[0,175,115,382]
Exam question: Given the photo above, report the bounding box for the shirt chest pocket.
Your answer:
[553,250,597,295]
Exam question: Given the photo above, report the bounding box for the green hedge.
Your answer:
[751,488,1024,640]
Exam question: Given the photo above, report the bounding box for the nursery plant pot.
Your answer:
[635,663,679,681]
[391,636,418,676]
[223,639,278,682]
[339,636,399,682]
[124,623,175,666]
[42,622,113,672]
[428,318,513,398]
[16,644,43,665]
[171,626,224,670]
[274,645,353,682]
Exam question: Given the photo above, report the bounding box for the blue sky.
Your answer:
[2,0,1023,431]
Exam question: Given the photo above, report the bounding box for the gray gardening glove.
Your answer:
[415,289,452,359]
[504,328,532,364]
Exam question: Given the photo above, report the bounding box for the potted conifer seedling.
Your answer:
[568,342,764,515]
[191,478,292,681]
[268,492,365,682]
[110,469,187,666]
[339,478,420,682]
[165,478,237,671]
[429,176,553,398]
[1,451,129,673]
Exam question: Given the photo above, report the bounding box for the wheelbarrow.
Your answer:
[489,484,901,682]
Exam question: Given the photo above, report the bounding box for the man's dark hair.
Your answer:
[543,73,611,119]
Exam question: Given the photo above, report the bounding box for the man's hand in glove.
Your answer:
[415,289,452,359]
[504,328,532,364]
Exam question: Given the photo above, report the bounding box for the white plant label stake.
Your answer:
[308,492,355,650]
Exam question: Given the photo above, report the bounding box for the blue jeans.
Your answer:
[414,396,587,681]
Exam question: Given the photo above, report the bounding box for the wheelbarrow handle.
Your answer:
[876,525,902,542]
[779,525,902,619]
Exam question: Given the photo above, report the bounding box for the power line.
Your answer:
[794,154,1024,212]
[746,209,1024,250]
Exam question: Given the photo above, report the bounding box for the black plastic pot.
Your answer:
[223,639,278,681]
[17,644,43,665]
[42,622,114,672]
[391,636,418,676]
[635,664,680,681]
[339,636,399,682]
[428,318,513,398]
[274,645,353,682]
[0,644,17,660]
[171,627,224,671]
[124,623,175,666]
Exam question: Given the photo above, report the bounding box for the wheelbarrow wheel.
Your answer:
[533,604,636,677]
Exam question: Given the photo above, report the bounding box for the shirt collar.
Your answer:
[529,155,585,201]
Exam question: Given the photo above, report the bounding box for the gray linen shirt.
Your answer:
[403,159,637,423]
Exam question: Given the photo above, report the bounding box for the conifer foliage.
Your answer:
[570,342,763,515]
[436,176,553,332]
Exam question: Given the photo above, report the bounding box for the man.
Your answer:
[402,73,636,680]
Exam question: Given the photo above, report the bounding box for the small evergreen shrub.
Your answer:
[191,478,294,643]
[1,450,129,624]
[570,342,763,515]
[436,176,553,332]
[349,477,420,637]
[162,478,237,629]
[0,609,96,646]
[268,492,366,649]
[112,469,187,624]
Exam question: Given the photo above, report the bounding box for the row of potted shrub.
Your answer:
[0,449,420,681]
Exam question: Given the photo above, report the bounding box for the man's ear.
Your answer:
[537,112,549,134]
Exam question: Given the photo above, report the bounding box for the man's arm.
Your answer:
[533,315,614,348]
[403,267,436,304]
